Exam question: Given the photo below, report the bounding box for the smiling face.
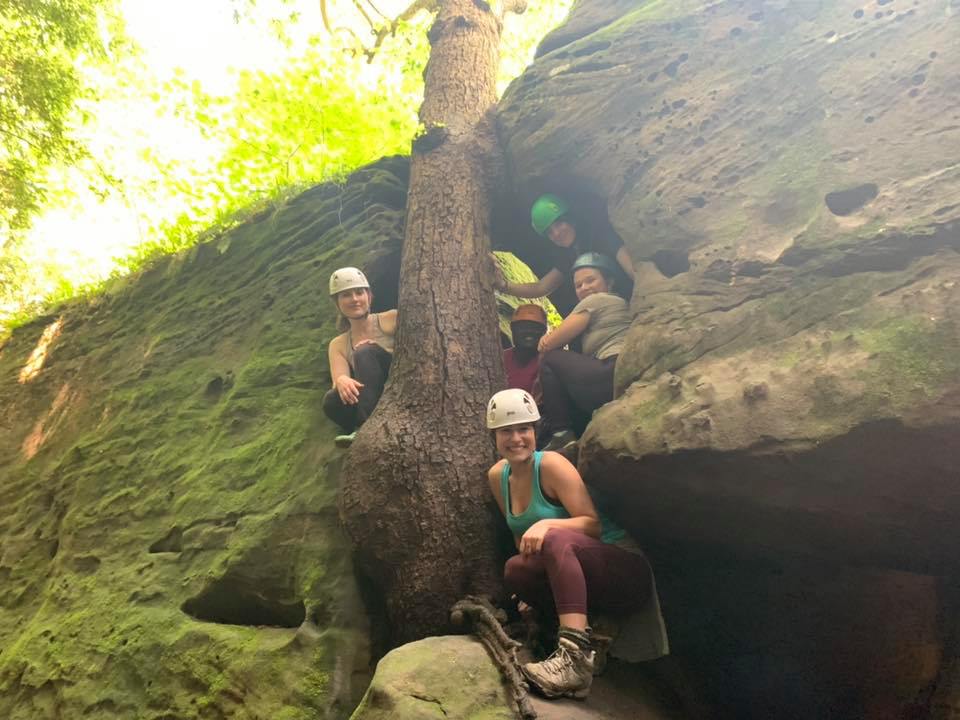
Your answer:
[546,219,576,248]
[510,320,546,352]
[494,423,537,464]
[573,267,611,301]
[335,287,371,319]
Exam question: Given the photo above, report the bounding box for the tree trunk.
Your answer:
[339,0,509,644]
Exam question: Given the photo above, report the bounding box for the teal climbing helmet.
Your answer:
[530,194,569,236]
[571,252,617,276]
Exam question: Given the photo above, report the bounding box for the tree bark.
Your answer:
[339,0,508,644]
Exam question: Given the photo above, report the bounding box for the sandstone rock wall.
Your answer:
[497,0,960,717]
[0,158,410,719]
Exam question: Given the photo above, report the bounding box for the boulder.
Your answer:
[349,636,513,720]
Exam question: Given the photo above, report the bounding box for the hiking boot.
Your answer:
[522,636,594,699]
[542,429,578,453]
[591,632,613,676]
[334,431,356,448]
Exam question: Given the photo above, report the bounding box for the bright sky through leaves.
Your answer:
[7,0,571,329]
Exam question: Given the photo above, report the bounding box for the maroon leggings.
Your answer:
[504,528,652,616]
[539,350,617,434]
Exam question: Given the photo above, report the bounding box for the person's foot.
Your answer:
[542,429,578,453]
[334,431,356,448]
[522,636,594,699]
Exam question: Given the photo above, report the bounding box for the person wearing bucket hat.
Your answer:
[323,267,397,447]
[503,304,548,398]
[535,252,631,452]
[484,389,668,701]
[493,194,635,315]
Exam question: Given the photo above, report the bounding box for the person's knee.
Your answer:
[540,349,563,370]
[541,528,581,557]
[352,342,382,366]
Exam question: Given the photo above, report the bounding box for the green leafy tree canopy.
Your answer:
[0,0,123,239]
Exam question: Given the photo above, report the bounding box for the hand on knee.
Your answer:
[541,527,580,556]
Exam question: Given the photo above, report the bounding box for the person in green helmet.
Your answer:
[494,194,635,315]
[535,252,631,452]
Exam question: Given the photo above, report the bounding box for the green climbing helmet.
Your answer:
[530,193,569,236]
[571,252,616,276]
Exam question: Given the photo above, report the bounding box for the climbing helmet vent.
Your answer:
[487,389,541,429]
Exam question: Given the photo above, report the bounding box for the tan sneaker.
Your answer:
[522,636,594,699]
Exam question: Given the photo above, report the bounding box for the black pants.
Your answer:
[539,350,617,434]
[322,343,392,433]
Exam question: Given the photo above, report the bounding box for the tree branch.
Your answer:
[366,0,438,60]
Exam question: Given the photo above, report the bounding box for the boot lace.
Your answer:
[538,642,574,676]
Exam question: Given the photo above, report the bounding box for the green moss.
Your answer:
[0,159,405,718]
[857,316,960,397]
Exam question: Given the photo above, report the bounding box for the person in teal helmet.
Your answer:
[485,388,668,701]
[494,194,635,315]
[535,252,631,452]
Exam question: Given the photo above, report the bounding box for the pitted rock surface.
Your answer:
[498,1,960,718]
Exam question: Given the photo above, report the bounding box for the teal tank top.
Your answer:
[500,451,626,545]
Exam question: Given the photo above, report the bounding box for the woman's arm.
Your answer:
[616,246,636,280]
[328,335,362,404]
[518,452,601,554]
[537,311,589,353]
[497,268,564,299]
[328,335,351,385]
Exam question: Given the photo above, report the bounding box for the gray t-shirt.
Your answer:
[572,292,630,359]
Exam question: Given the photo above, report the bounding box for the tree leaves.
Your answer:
[0,0,122,239]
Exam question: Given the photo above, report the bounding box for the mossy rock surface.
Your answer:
[349,636,513,720]
[0,158,416,719]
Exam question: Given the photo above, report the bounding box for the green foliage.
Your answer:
[0,0,123,236]
[2,0,574,335]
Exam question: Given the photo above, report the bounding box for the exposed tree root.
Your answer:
[450,595,537,720]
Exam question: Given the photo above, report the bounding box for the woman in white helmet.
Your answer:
[323,267,397,447]
[485,389,668,701]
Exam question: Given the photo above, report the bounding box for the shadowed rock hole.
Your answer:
[854,8,865,18]
[572,41,611,57]
[825,183,879,216]
[561,61,615,75]
[748,11,764,20]
[149,527,183,553]
[652,250,691,278]
[182,576,305,628]
[73,555,101,574]
[663,54,688,78]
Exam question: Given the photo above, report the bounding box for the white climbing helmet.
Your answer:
[329,267,369,296]
[486,389,541,429]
